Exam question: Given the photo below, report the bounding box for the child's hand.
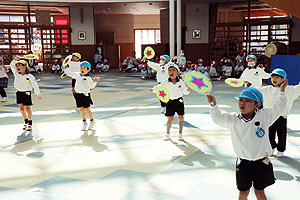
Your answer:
[93,77,100,82]
[149,89,153,93]
[142,56,147,62]
[187,87,193,92]
[207,94,217,105]
[280,78,288,92]
[173,56,179,60]
[37,94,42,100]
[14,56,21,61]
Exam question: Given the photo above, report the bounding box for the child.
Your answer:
[180,64,186,75]
[10,56,42,131]
[63,61,100,131]
[177,50,186,69]
[196,59,205,73]
[240,55,270,88]
[204,66,211,79]
[150,62,192,141]
[0,57,9,102]
[256,68,300,157]
[209,61,219,78]
[95,60,102,72]
[33,60,43,74]
[52,59,60,73]
[207,82,288,200]
[140,64,149,80]
[120,57,129,72]
[222,59,233,79]
[100,59,110,72]
[145,55,170,114]
[234,59,244,78]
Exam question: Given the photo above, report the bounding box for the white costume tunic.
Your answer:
[210,91,287,160]
[148,61,168,83]
[256,83,300,117]
[240,67,270,88]
[65,68,97,96]
[10,60,40,95]
[177,56,186,68]
[152,78,190,100]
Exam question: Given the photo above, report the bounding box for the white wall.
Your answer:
[186,3,209,44]
[292,17,300,42]
[70,6,95,45]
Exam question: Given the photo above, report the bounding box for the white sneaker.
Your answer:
[271,148,276,156]
[161,107,166,114]
[163,134,170,141]
[1,97,7,102]
[178,134,183,141]
[88,121,95,130]
[82,122,88,131]
[23,124,27,130]
[277,151,284,157]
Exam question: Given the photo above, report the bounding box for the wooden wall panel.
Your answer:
[134,15,160,29]
[71,45,96,67]
[184,43,210,65]
[95,14,134,43]
[115,43,135,64]
[289,41,300,55]
[260,0,300,18]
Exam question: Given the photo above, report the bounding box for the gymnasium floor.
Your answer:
[0,70,299,200]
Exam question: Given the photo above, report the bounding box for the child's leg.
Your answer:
[19,104,27,120]
[254,189,267,200]
[238,190,250,200]
[85,107,93,120]
[79,107,86,120]
[276,117,287,154]
[166,116,174,135]
[0,87,7,98]
[24,106,32,120]
[178,115,184,135]
[268,120,278,150]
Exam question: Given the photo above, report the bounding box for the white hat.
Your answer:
[166,62,180,72]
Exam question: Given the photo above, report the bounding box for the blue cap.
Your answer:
[160,55,170,62]
[246,55,257,62]
[80,61,91,69]
[236,87,263,103]
[271,68,287,79]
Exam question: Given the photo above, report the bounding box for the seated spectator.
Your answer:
[100,59,110,72]
[119,57,130,72]
[140,64,149,80]
[34,60,43,74]
[222,59,233,79]
[196,59,205,73]
[204,66,211,79]
[234,59,245,78]
[94,60,102,72]
[52,59,61,73]
[210,61,219,77]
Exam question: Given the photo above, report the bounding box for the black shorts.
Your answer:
[165,97,185,116]
[16,91,33,106]
[236,158,275,191]
[75,93,93,108]
[72,78,76,88]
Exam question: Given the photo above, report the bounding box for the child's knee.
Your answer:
[254,189,265,196]
[168,116,174,122]
[239,190,250,197]
[178,115,184,121]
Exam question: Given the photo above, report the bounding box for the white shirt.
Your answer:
[100,64,110,70]
[148,61,169,83]
[210,91,287,160]
[256,83,300,117]
[196,65,205,73]
[65,68,97,96]
[177,56,186,68]
[223,66,232,76]
[52,64,60,71]
[235,65,244,72]
[209,66,218,77]
[240,67,270,88]
[0,65,8,78]
[152,78,190,100]
[10,60,40,95]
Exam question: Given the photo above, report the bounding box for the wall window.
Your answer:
[135,29,160,59]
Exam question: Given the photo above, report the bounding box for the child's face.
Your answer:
[168,67,179,79]
[72,56,80,62]
[16,63,27,74]
[247,57,256,63]
[80,66,91,75]
[238,97,260,115]
[161,58,167,65]
[271,75,283,86]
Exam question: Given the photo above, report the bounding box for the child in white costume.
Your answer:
[256,68,300,157]
[10,56,42,131]
[240,55,270,87]
[177,50,186,68]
